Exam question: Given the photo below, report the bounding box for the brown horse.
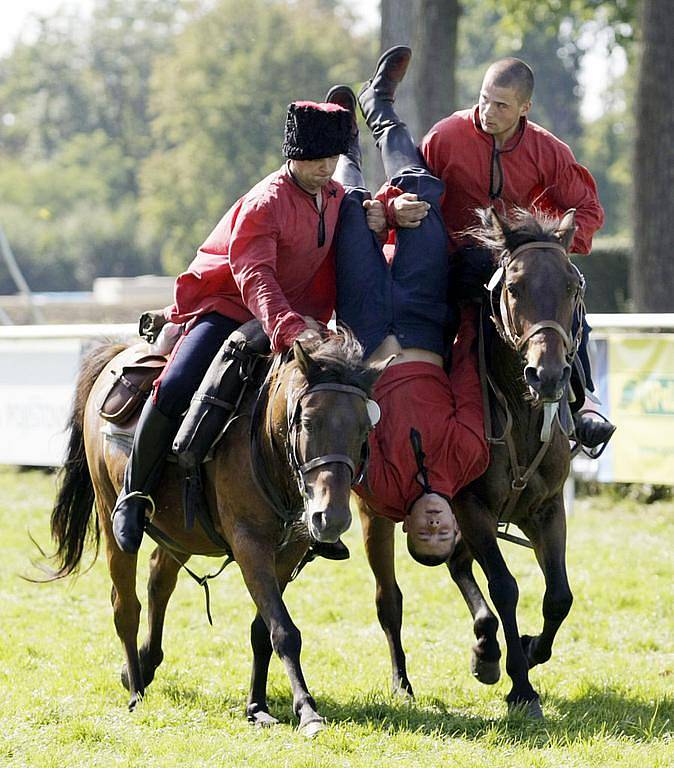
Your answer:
[45,331,380,735]
[358,207,584,718]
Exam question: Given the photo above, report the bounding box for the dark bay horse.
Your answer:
[358,207,584,718]
[46,332,380,735]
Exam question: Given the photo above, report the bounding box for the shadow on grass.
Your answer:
[247,685,672,746]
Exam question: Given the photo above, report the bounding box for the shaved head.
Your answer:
[485,58,534,104]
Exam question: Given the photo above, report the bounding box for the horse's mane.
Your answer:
[468,206,563,258]
[286,326,375,395]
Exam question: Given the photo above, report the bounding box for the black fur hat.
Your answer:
[282,101,351,160]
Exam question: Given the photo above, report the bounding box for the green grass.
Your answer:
[0,466,672,767]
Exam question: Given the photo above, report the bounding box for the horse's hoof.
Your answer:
[393,681,415,700]
[248,711,279,728]
[128,691,144,712]
[471,653,501,685]
[299,717,326,738]
[507,697,544,720]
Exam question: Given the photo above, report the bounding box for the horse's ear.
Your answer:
[360,355,394,392]
[487,206,511,244]
[293,340,317,377]
[555,209,576,251]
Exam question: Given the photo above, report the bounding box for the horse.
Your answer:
[44,330,381,735]
[358,207,585,718]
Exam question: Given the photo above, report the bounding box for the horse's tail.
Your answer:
[47,341,127,579]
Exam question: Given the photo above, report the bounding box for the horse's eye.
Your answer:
[567,281,579,296]
[506,283,520,298]
[301,419,314,433]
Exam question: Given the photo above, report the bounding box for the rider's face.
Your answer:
[290,156,340,194]
[403,492,458,561]
[478,78,531,146]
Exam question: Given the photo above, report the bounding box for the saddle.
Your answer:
[97,345,167,426]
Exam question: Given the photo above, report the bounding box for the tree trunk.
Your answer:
[632,0,674,311]
[381,0,421,142]
[415,0,460,134]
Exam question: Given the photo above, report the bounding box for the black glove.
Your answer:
[138,309,169,344]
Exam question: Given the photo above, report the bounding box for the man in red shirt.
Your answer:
[112,101,352,554]
[361,52,614,450]
[330,50,489,565]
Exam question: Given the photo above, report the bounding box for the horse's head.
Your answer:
[279,331,383,543]
[480,207,585,403]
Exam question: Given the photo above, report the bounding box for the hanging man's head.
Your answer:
[403,491,459,566]
[478,58,534,146]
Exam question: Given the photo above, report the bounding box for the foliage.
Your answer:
[1,466,672,766]
[140,0,371,274]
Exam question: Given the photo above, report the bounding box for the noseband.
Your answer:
[286,380,372,500]
[488,240,585,363]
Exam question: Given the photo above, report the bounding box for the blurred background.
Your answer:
[1,0,671,320]
[0,0,672,485]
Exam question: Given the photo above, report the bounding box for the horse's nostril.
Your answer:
[561,364,572,387]
[524,366,541,390]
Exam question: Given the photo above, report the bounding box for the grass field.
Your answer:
[0,466,672,767]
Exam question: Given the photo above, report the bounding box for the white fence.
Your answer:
[1,315,673,468]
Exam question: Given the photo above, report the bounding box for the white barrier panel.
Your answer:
[0,325,136,466]
[1,317,673,468]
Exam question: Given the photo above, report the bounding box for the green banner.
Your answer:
[608,333,674,483]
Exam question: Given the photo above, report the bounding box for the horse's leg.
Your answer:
[92,470,144,711]
[447,540,501,685]
[454,494,542,717]
[127,546,190,690]
[234,532,324,736]
[246,539,308,728]
[106,543,144,710]
[358,499,414,697]
[518,495,573,669]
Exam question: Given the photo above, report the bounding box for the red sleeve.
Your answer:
[442,306,489,490]
[374,182,404,228]
[535,141,605,255]
[228,197,306,352]
[420,122,449,179]
[550,163,604,254]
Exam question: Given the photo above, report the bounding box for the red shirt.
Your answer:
[165,164,344,351]
[357,308,489,522]
[420,108,604,253]
[378,108,603,254]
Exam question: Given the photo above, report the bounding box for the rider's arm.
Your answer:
[228,198,307,352]
[547,161,605,254]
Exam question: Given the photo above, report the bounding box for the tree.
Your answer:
[632,0,674,311]
[141,0,371,274]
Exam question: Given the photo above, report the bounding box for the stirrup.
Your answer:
[572,410,616,460]
[112,490,156,521]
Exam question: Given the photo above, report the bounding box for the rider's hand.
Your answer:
[296,327,321,346]
[138,309,168,344]
[296,317,322,346]
[363,199,387,236]
[393,193,430,229]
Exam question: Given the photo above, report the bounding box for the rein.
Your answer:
[481,240,585,542]
[489,241,585,366]
[249,356,372,533]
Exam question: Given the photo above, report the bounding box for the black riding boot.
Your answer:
[569,332,616,453]
[326,85,364,189]
[112,400,179,554]
[173,319,270,524]
[358,45,423,179]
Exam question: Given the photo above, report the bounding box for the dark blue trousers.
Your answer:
[335,167,455,358]
[154,312,240,417]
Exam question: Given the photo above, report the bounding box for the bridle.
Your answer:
[488,240,586,364]
[285,379,377,501]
